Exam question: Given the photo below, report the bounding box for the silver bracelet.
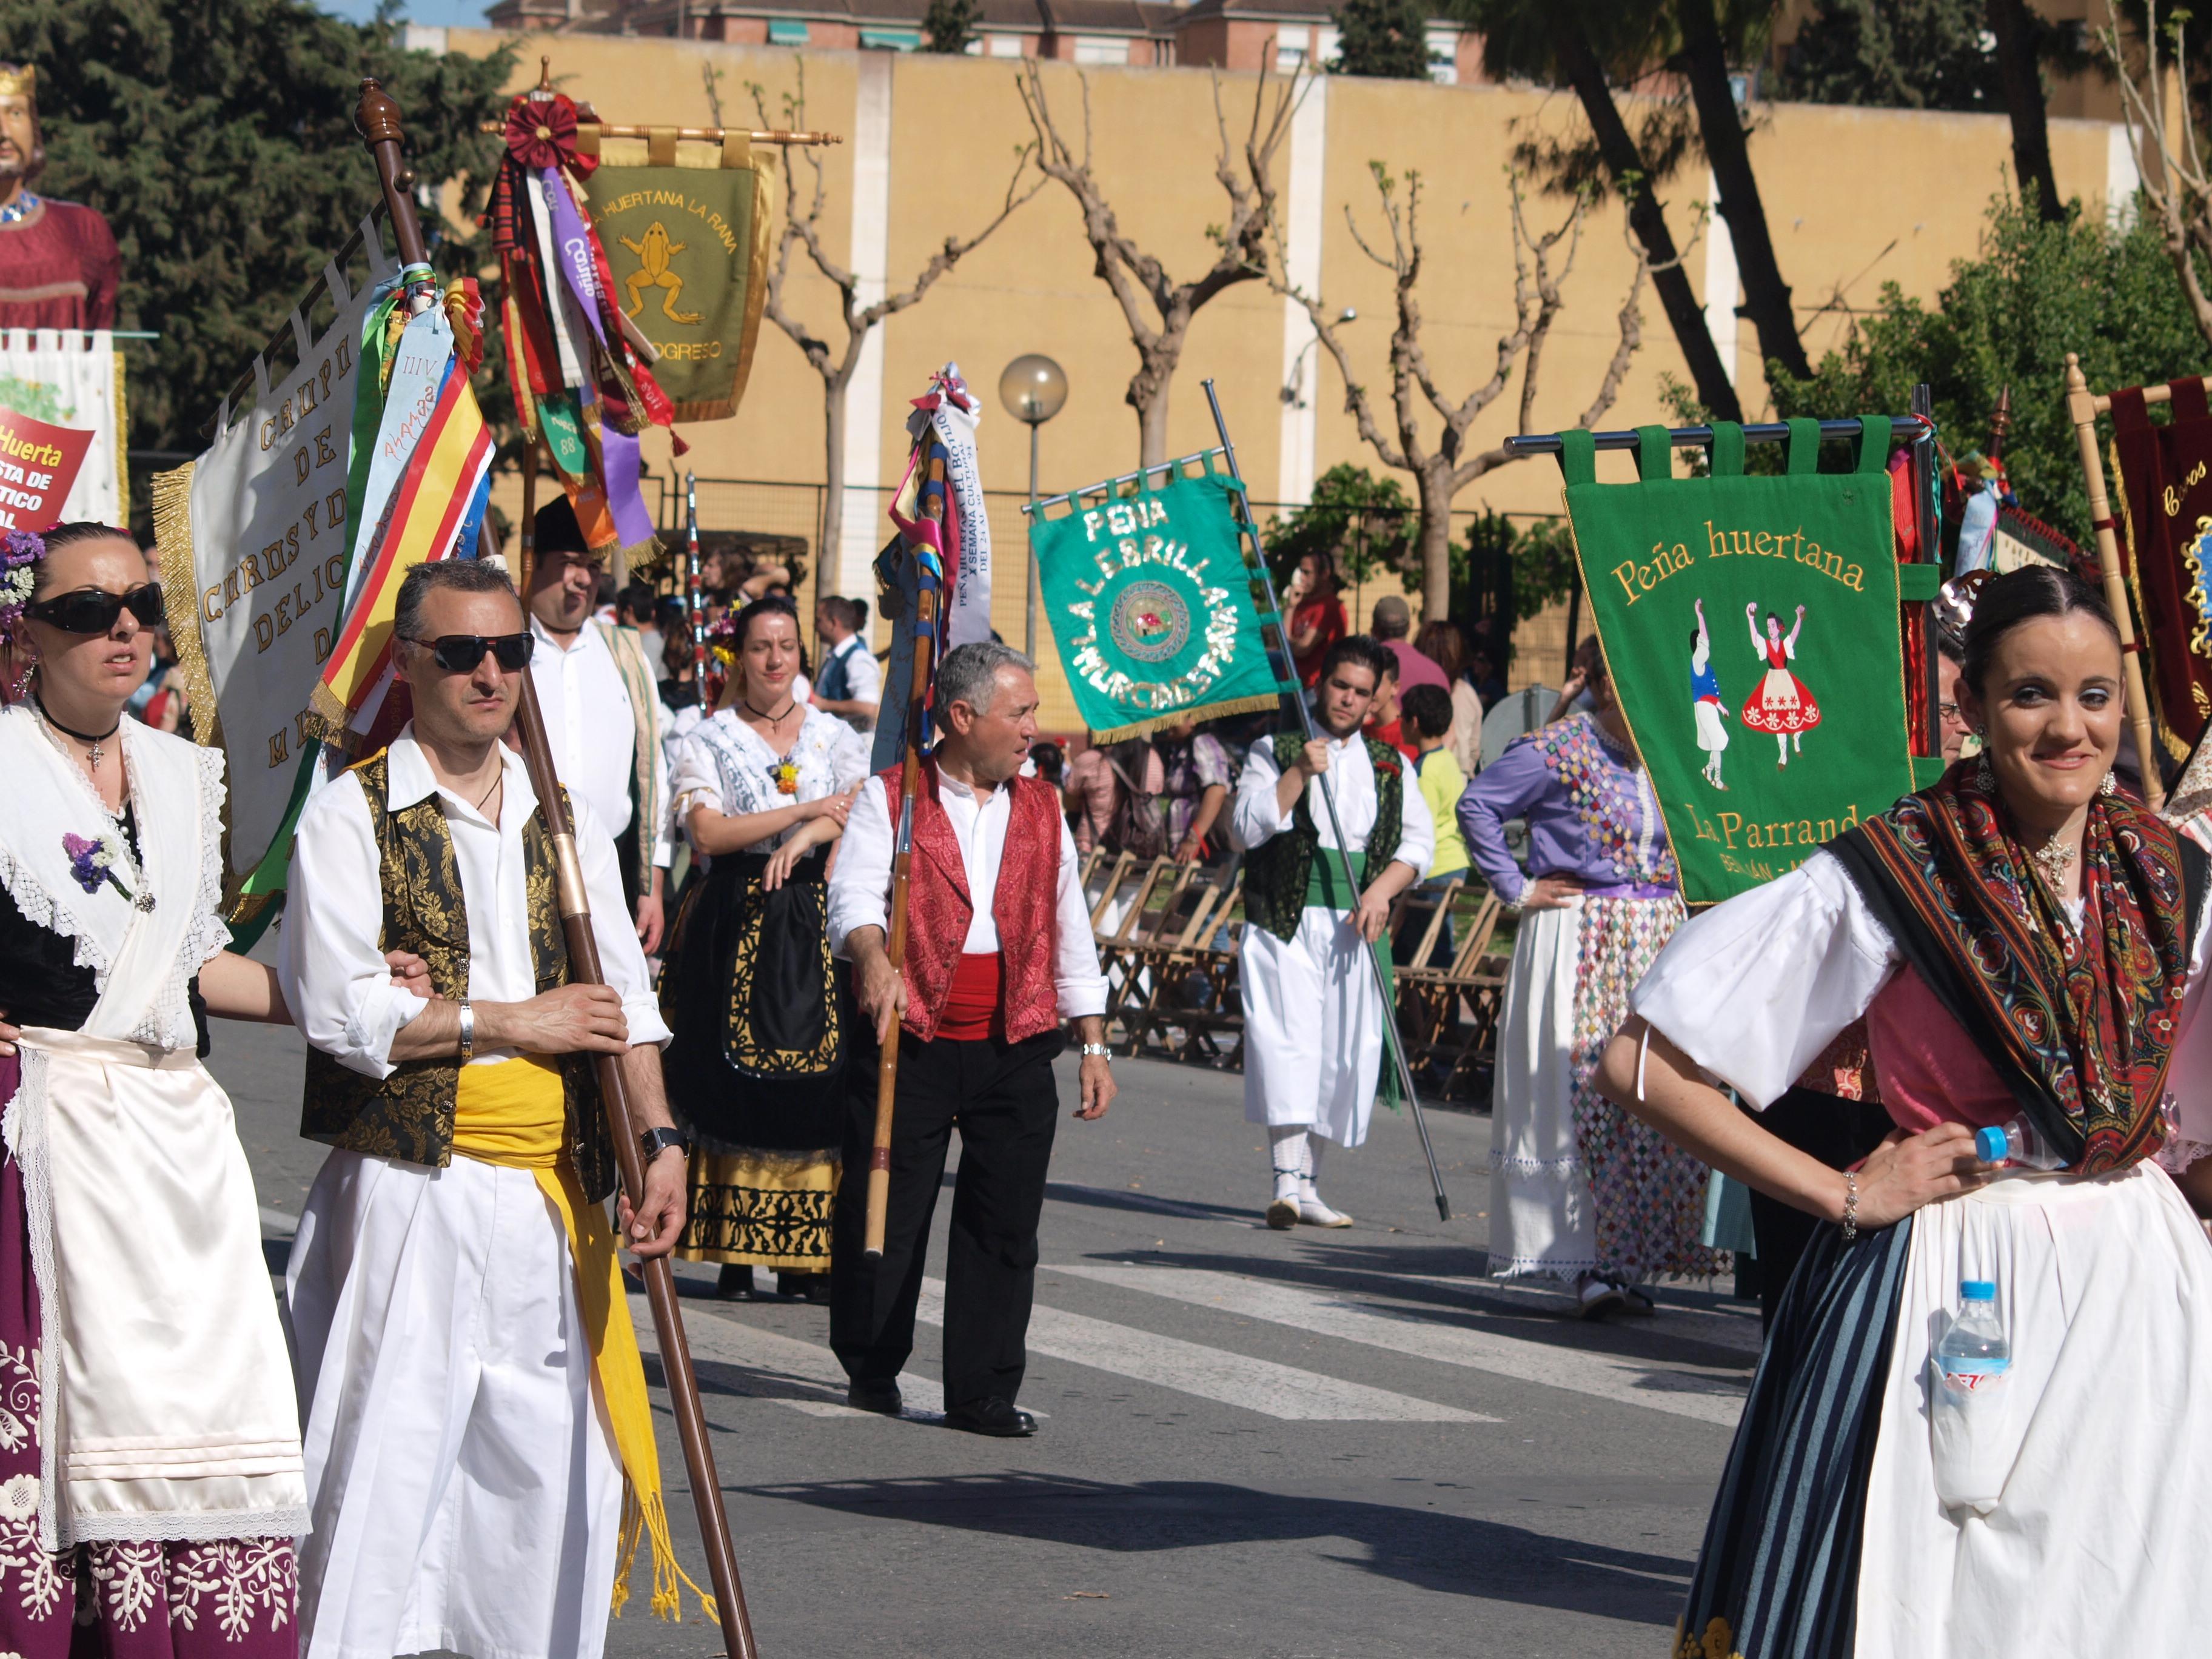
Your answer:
[458,1000,475,1062]
[1079,1042,1111,1059]
[1841,1171,1859,1244]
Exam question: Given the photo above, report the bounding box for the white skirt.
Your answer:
[1239,911,1388,1148]
[1855,1162,2212,1654]
[284,1150,621,1659]
[1486,905,1595,1278]
[12,1027,305,1550]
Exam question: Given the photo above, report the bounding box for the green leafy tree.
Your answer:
[1261,463,1417,586]
[1330,0,1436,79]
[0,0,512,527]
[1739,193,2209,539]
[1777,0,1999,112]
[923,0,981,54]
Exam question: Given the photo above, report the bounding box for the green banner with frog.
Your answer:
[1564,418,1926,905]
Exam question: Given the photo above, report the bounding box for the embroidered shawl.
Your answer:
[1828,764,2207,1174]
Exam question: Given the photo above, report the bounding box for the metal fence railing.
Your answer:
[649,475,1575,735]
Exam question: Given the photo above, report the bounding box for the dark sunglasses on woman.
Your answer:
[25,583,165,635]
[403,632,535,673]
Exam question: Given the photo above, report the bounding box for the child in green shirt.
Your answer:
[1398,684,1470,960]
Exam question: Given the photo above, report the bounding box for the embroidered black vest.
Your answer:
[300,751,618,1201]
[1241,729,1404,942]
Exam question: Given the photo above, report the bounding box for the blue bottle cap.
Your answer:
[1974,1125,2007,1163]
[1960,1279,1997,1301]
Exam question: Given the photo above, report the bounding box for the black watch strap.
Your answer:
[639,1126,691,1161]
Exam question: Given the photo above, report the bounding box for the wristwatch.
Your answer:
[639,1126,692,1162]
[1079,1042,1112,1060]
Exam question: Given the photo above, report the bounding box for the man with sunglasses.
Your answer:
[280,558,692,1659]
[525,497,671,953]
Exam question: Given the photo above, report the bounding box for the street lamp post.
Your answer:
[999,354,1068,659]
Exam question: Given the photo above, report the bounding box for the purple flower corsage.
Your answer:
[62,831,133,902]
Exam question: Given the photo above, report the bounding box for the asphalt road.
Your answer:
[214,1011,1753,1659]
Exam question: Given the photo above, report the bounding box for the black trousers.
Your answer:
[1745,1085,1894,1332]
[830,1025,1064,1409]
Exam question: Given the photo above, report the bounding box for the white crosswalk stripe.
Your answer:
[913,1278,1498,1423]
[1055,1264,1748,1427]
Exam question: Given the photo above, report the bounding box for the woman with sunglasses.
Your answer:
[659,594,870,1301]
[0,523,312,1657]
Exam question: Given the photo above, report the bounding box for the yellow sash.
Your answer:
[453,1057,711,1621]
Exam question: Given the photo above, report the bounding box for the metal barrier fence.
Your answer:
[651,475,1572,734]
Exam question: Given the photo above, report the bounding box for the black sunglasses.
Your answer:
[25,583,164,635]
[401,631,535,674]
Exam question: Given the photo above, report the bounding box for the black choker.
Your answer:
[36,695,121,766]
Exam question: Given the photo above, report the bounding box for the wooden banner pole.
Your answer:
[356,77,762,1659]
[2064,352,2165,811]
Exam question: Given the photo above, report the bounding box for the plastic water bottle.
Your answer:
[1931,1279,2014,1514]
[1935,1280,2010,1381]
[1974,1115,2066,1171]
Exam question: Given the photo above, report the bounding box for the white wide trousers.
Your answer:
[284,1150,621,1659]
[1239,910,1386,1148]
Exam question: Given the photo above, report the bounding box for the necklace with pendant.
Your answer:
[2030,834,2078,887]
[35,696,123,786]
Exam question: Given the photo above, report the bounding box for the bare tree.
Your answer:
[1266,164,1647,620]
[737,62,1044,563]
[2101,0,2212,350]
[1016,61,1302,466]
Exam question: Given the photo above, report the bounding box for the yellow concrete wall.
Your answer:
[455,30,2143,723]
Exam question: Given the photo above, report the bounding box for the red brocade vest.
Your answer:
[880,759,1064,1044]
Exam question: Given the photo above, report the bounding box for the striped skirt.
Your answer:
[1674,1216,1912,1659]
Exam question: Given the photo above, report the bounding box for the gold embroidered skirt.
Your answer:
[677,1148,840,1271]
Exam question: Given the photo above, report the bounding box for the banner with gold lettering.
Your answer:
[152,236,395,937]
[2108,379,2212,763]
[585,142,772,423]
[1564,419,1922,905]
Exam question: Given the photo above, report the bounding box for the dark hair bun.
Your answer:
[1960,565,2119,694]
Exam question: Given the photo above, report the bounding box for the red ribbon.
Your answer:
[502,93,595,178]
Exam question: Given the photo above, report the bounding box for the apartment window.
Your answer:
[1276,25,1308,72]
[767,17,809,44]
[1071,35,1130,64]
[860,25,922,48]
[1424,24,1456,84]
[989,33,1025,56]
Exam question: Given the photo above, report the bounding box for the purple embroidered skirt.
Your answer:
[0,1051,297,1659]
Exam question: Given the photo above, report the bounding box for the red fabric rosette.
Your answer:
[502,92,596,178]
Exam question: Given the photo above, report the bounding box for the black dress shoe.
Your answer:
[778,1270,831,1304]
[845,1378,903,1416]
[942,1397,1037,1438]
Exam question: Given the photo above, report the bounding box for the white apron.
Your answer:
[0,706,305,1549]
[1486,903,1595,1278]
[1854,1163,2212,1655]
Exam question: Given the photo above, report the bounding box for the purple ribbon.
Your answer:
[540,167,655,552]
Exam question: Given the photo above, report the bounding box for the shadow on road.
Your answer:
[743,1472,1691,1626]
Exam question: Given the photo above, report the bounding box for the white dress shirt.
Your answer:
[527,615,673,868]
[280,729,672,1080]
[827,766,1107,1019]
[1230,729,1434,876]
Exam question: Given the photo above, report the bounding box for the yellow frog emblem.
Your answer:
[618,221,702,324]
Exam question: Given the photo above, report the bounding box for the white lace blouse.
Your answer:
[670,706,871,855]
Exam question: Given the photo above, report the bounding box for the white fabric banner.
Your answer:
[0,328,123,525]
[153,232,394,894]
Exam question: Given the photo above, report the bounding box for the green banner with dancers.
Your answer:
[1562,419,1921,905]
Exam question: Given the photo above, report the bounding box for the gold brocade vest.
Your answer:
[300,750,618,1202]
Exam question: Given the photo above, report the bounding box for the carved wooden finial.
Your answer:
[534,55,554,96]
[355,78,403,147]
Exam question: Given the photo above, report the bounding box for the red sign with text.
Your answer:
[0,406,93,531]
